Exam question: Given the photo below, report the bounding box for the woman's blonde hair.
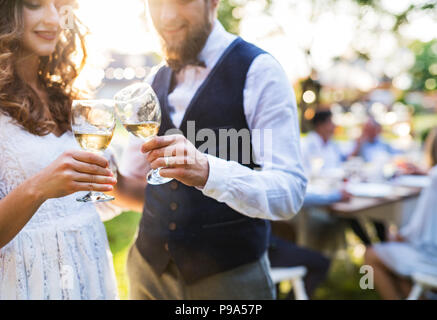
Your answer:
[0,0,87,136]
[424,127,437,168]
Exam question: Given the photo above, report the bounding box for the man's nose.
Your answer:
[160,2,179,25]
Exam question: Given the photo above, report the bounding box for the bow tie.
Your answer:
[168,59,206,73]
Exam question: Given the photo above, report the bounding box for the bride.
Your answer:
[0,0,118,299]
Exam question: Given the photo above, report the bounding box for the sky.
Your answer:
[74,0,437,88]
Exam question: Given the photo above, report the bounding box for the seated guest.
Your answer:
[302,110,347,173]
[349,118,401,163]
[302,110,386,245]
[365,127,437,300]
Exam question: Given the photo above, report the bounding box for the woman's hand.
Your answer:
[389,233,405,243]
[31,150,117,201]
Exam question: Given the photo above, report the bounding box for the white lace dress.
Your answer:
[0,114,118,299]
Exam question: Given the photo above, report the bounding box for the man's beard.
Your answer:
[160,11,212,72]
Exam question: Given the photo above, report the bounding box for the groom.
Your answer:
[115,0,307,300]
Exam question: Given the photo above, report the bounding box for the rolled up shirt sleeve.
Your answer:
[201,54,307,221]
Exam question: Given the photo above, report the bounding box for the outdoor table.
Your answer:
[295,184,422,247]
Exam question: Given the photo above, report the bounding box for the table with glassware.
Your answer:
[295,158,430,247]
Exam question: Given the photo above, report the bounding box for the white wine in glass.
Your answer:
[71,99,116,202]
[74,133,114,152]
[114,83,173,185]
[123,121,160,140]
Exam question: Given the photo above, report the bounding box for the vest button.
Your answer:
[169,222,177,231]
[164,243,169,251]
[170,181,179,190]
[170,202,178,211]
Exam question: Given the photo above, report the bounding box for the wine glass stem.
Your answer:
[89,150,102,196]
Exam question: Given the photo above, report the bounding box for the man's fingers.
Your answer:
[141,135,181,154]
[72,150,109,168]
[150,156,189,170]
[147,144,187,164]
[158,167,184,179]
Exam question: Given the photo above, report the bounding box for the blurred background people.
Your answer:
[364,127,437,300]
[301,110,386,247]
[301,110,347,173]
[349,118,401,163]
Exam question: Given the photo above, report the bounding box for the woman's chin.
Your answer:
[37,48,57,57]
[28,43,58,57]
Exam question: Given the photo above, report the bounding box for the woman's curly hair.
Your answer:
[0,0,87,136]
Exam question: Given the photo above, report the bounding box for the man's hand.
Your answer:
[142,134,210,188]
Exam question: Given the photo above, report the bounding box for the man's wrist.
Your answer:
[196,153,210,189]
[197,154,227,196]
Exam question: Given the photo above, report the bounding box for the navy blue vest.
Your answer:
[135,38,271,284]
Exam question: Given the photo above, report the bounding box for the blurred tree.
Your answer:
[409,40,437,92]
[217,0,241,34]
[216,0,436,130]
[218,0,273,34]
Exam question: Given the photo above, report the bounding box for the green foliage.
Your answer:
[218,0,242,35]
[354,0,374,6]
[104,210,142,299]
[104,210,141,254]
[409,40,437,92]
[217,0,273,35]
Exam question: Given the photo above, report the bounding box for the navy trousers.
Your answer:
[268,235,331,298]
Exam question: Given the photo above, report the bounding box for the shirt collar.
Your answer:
[310,131,331,147]
[197,20,238,70]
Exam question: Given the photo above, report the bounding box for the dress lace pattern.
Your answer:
[0,114,118,299]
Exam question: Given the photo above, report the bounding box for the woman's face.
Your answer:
[20,0,69,57]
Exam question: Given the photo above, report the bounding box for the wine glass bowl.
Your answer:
[114,82,173,185]
[71,99,116,202]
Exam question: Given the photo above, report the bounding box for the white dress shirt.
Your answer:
[120,20,307,221]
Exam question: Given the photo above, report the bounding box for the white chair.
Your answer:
[407,272,437,300]
[270,266,309,300]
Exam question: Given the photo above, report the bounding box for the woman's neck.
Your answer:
[15,51,40,90]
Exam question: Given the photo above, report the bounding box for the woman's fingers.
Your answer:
[70,150,109,168]
[73,173,117,185]
[72,159,113,177]
[73,182,114,192]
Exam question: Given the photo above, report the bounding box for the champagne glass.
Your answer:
[71,99,116,202]
[114,82,173,185]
